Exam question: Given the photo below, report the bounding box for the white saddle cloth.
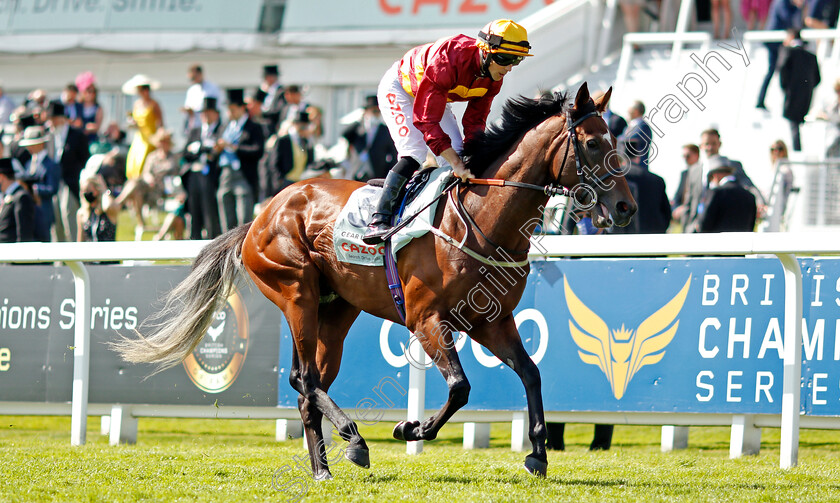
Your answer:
[332,167,453,266]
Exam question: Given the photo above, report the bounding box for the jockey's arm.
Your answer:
[440,147,473,182]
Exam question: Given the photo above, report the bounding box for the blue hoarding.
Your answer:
[282,258,840,417]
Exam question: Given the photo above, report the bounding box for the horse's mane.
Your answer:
[462,91,570,173]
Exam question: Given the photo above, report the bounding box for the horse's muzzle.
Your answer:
[610,199,637,228]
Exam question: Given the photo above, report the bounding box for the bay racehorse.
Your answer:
[114,83,636,480]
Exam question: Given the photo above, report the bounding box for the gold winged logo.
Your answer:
[564,275,692,399]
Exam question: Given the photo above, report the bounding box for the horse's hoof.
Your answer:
[523,456,548,477]
[345,446,370,469]
[314,471,333,481]
[393,420,419,441]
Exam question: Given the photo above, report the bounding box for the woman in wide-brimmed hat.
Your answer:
[123,74,163,182]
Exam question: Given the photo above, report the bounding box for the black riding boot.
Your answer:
[363,170,409,244]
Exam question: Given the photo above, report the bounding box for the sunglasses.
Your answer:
[770,146,785,152]
[490,52,524,66]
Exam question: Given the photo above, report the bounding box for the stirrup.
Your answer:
[362,220,391,245]
[362,170,408,245]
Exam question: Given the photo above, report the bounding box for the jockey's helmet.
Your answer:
[476,19,533,59]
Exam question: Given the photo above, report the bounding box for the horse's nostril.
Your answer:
[614,201,637,217]
[616,201,630,215]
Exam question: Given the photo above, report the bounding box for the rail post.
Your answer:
[66,261,90,446]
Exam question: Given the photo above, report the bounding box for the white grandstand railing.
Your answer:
[615,27,840,101]
[3,232,840,467]
[742,28,840,63]
[668,0,840,62]
[594,0,620,69]
[613,31,713,95]
[670,0,698,62]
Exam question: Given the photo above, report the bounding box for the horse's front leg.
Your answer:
[393,316,470,442]
[469,315,548,477]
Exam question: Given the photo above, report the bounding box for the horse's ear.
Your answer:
[575,82,591,109]
[595,87,612,113]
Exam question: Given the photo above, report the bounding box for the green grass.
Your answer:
[3,416,840,502]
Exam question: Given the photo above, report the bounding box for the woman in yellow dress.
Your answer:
[123,74,163,181]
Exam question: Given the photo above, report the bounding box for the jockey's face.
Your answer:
[487,60,513,81]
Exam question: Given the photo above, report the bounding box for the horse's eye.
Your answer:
[587,139,598,149]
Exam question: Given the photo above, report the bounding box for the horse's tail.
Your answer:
[110,223,253,373]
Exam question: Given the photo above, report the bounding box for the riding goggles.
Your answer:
[490,52,525,67]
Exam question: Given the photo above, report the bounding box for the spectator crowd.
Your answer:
[0,64,397,243]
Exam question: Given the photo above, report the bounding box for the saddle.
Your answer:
[332,167,453,267]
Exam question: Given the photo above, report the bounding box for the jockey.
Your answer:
[362,19,533,244]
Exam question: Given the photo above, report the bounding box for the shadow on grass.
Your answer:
[374,436,465,448]
[366,473,400,483]
[429,474,477,485]
[429,472,638,489]
[559,478,770,491]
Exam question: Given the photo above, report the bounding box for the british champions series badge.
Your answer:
[183,289,250,393]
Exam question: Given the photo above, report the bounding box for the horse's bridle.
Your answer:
[466,108,613,201]
[564,109,614,195]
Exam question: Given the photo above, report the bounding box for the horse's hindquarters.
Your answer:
[240,178,403,323]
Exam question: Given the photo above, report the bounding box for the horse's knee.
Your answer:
[450,381,471,409]
[298,369,322,398]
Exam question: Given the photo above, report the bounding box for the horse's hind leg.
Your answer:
[289,351,332,480]
[314,298,368,468]
[287,297,367,473]
[247,234,366,477]
[469,315,548,477]
[393,315,471,442]
[250,265,334,480]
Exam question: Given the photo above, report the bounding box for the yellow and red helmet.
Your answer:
[476,19,533,58]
